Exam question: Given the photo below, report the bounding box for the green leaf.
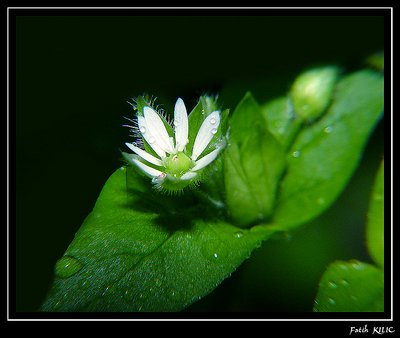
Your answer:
[224,93,286,227]
[273,70,384,229]
[367,160,384,268]
[261,96,302,150]
[314,260,384,312]
[366,51,384,71]
[41,167,276,312]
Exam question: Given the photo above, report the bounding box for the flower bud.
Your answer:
[290,66,339,121]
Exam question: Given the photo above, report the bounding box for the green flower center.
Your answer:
[163,151,194,178]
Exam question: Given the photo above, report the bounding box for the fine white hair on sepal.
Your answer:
[191,110,221,161]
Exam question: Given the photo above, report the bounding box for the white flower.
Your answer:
[125,97,225,191]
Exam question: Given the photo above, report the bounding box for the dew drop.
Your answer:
[328,281,337,289]
[79,279,90,290]
[148,136,155,144]
[55,255,83,279]
[210,117,217,125]
[102,285,111,297]
[123,289,133,302]
[213,253,219,259]
[167,288,178,301]
[234,231,244,239]
[140,126,146,133]
[324,126,333,134]
[351,261,365,270]
[328,298,336,305]
[211,128,218,134]
[292,150,301,158]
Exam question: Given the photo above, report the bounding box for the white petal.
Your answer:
[180,171,197,180]
[192,147,221,171]
[137,116,166,158]
[191,111,220,161]
[174,98,189,152]
[143,106,175,153]
[131,158,164,178]
[125,143,162,166]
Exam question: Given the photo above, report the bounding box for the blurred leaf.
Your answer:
[273,70,384,229]
[366,51,384,71]
[224,93,286,227]
[314,260,384,312]
[261,96,302,150]
[41,167,276,312]
[367,160,384,268]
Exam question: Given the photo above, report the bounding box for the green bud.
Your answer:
[290,66,339,121]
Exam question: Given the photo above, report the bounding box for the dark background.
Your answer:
[14,10,385,313]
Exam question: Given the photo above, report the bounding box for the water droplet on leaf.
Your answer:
[102,285,111,297]
[328,281,337,289]
[210,117,216,125]
[351,261,365,270]
[123,289,133,301]
[292,150,301,158]
[234,231,244,239]
[324,126,333,133]
[328,298,336,305]
[140,126,146,133]
[167,288,178,301]
[55,255,83,279]
[79,279,90,290]
[213,253,219,258]
[211,128,218,134]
